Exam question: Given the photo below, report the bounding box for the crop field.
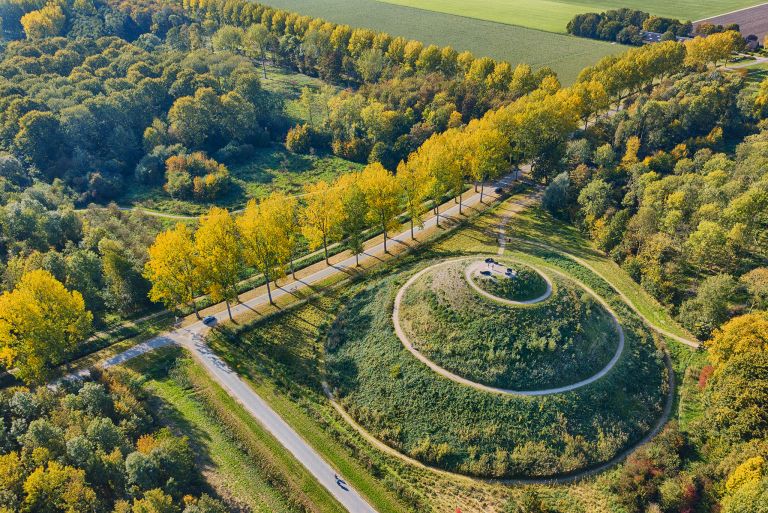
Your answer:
[697,2,768,40]
[375,0,763,33]
[263,0,625,83]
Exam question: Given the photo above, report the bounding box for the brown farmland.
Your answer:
[697,2,768,40]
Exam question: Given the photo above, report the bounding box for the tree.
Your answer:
[301,180,342,264]
[397,161,432,239]
[337,173,369,266]
[741,268,768,311]
[237,196,288,305]
[707,311,768,370]
[268,192,300,279]
[542,172,570,219]
[359,163,401,253]
[211,25,243,53]
[686,220,731,271]
[145,224,202,318]
[194,208,243,321]
[131,489,179,513]
[465,126,509,203]
[678,274,737,339]
[578,178,613,222]
[244,24,271,78]
[22,461,97,513]
[0,270,92,384]
[20,4,66,39]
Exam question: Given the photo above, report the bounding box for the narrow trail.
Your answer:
[392,257,625,396]
[62,175,519,513]
[323,196,684,486]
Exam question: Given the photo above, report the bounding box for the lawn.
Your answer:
[121,146,362,215]
[375,0,761,33]
[399,258,619,390]
[262,0,624,84]
[124,347,348,513]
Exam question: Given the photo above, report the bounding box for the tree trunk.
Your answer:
[323,234,329,264]
[474,182,479,192]
[410,218,415,239]
[261,53,267,79]
[355,252,359,266]
[265,273,273,305]
[459,192,463,215]
[480,182,484,204]
[225,300,233,321]
[290,252,296,279]
[383,227,388,253]
[192,299,201,320]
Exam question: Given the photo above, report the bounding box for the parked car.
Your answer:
[202,315,217,327]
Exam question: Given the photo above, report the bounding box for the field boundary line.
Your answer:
[694,2,768,22]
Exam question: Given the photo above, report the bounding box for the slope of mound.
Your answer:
[325,257,667,478]
[398,259,618,390]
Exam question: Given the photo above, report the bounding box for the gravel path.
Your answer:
[392,257,625,396]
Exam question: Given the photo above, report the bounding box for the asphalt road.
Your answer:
[87,177,518,513]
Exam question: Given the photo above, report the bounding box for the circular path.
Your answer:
[392,256,625,396]
[464,260,552,305]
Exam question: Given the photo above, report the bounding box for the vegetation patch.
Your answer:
[398,258,618,390]
[470,260,549,302]
[326,254,667,479]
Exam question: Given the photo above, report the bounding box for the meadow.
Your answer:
[262,0,624,83]
[375,0,760,33]
[399,259,619,390]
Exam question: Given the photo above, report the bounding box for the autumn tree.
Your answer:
[0,270,92,383]
[359,163,402,253]
[707,311,768,370]
[144,224,202,318]
[465,125,509,203]
[301,180,342,264]
[237,195,289,305]
[397,160,432,239]
[337,173,369,265]
[20,4,66,40]
[194,208,243,321]
[22,462,97,512]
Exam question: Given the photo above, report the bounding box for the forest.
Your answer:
[0,0,766,511]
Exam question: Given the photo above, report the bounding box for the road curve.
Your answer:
[69,175,519,513]
[392,257,625,396]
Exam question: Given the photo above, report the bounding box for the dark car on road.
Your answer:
[202,315,217,327]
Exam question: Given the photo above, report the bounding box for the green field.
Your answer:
[399,259,619,390]
[263,0,625,83]
[376,0,761,33]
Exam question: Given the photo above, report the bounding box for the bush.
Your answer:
[285,124,312,154]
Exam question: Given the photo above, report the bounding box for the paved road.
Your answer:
[73,174,520,513]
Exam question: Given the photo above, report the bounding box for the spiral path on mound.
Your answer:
[464,260,553,305]
[392,257,625,396]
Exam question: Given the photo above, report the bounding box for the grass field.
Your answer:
[399,259,619,390]
[262,0,625,83]
[375,0,762,33]
[125,347,348,513]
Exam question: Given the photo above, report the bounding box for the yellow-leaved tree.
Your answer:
[144,223,202,319]
[464,124,509,203]
[359,163,402,253]
[20,4,66,40]
[707,311,768,370]
[237,194,290,305]
[336,172,369,265]
[301,180,343,264]
[396,160,432,239]
[194,207,243,321]
[0,270,92,384]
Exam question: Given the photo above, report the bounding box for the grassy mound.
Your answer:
[470,261,548,302]
[399,259,617,390]
[326,256,667,479]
